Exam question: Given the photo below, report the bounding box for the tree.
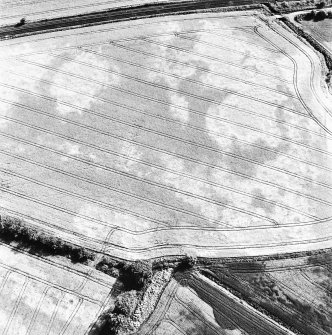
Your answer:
[122,261,153,289]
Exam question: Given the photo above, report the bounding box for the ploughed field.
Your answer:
[205,251,332,335]
[138,271,292,335]
[0,242,115,335]
[0,11,332,259]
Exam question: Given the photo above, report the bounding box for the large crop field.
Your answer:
[0,242,115,335]
[0,11,332,259]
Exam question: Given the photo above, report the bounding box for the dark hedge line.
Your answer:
[0,214,95,262]
[280,17,332,74]
[296,9,332,21]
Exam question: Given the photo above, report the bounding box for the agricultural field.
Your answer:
[299,14,332,53]
[0,0,181,26]
[203,250,332,335]
[0,241,115,335]
[138,270,293,335]
[0,0,264,26]
[0,10,332,259]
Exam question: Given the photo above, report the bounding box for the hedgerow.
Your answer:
[0,214,95,262]
[280,16,332,82]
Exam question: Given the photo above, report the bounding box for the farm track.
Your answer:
[2,90,332,207]
[174,293,250,334]
[0,96,329,215]
[0,245,114,334]
[188,275,291,335]
[0,147,269,227]
[0,114,330,219]
[59,298,83,335]
[299,269,332,293]
[256,19,332,135]
[85,291,114,335]
[0,133,326,229]
[3,185,330,254]
[5,68,328,158]
[0,205,123,250]
[16,56,301,117]
[172,33,294,70]
[173,292,233,334]
[0,25,257,59]
[0,0,270,40]
[142,37,294,83]
[2,276,29,335]
[184,29,280,53]
[138,280,179,335]
[8,58,327,159]
[58,44,332,142]
[49,47,298,105]
[82,43,298,98]
[3,68,332,185]
[25,286,50,335]
[0,9,331,262]
[0,100,322,221]
[0,262,102,305]
[0,241,113,290]
[45,291,66,335]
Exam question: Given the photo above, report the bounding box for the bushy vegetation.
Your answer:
[268,0,332,14]
[121,260,153,290]
[97,257,153,290]
[297,9,332,21]
[0,214,95,263]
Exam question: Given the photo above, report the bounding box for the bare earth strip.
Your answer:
[0,10,331,259]
[0,242,115,335]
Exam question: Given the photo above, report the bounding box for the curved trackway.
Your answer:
[0,10,332,260]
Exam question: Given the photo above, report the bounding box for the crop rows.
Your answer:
[0,243,114,335]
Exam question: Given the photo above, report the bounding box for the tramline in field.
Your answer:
[0,10,331,259]
[0,242,115,335]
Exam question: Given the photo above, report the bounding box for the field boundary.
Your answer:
[0,1,263,40]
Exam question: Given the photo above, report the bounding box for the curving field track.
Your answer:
[0,10,331,259]
[0,242,115,335]
[299,17,332,54]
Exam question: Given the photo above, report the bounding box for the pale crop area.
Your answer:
[0,242,115,335]
[0,11,331,259]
